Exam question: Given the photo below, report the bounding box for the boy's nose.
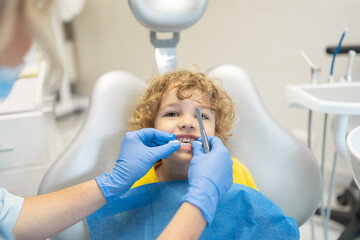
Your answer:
[178,117,197,130]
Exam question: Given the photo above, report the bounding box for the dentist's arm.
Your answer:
[13,129,180,240]
[158,137,233,239]
[13,180,107,240]
[158,202,207,240]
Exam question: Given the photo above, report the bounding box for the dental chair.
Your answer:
[38,0,321,239]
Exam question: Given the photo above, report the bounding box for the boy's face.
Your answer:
[154,88,216,163]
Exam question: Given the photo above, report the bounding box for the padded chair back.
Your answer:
[38,71,146,239]
[208,65,322,226]
[347,126,360,189]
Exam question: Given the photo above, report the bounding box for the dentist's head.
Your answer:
[0,0,61,102]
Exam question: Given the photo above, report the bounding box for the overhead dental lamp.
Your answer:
[128,0,208,73]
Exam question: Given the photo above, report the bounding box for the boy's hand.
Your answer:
[96,128,180,202]
[181,136,233,224]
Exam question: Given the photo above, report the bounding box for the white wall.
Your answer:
[72,0,360,179]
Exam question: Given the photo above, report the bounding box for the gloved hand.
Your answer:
[181,136,233,224]
[96,128,181,202]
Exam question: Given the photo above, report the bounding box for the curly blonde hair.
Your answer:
[129,70,235,144]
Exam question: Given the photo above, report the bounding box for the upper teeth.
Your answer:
[177,137,195,143]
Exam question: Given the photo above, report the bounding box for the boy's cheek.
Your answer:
[204,123,216,137]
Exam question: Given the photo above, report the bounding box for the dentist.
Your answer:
[0,1,233,239]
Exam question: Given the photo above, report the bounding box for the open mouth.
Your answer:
[176,136,197,145]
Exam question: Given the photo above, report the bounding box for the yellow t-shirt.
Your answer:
[131,157,258,191]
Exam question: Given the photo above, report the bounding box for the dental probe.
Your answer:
[195,108,210,153]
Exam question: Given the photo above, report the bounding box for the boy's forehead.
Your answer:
[158,88,214,113]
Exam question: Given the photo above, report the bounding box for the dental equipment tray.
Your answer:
[285,82,360,115]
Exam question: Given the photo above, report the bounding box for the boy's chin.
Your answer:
[169,151,193,163]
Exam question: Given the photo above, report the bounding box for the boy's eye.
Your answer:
[165,112,179,117]
[196,114,208,120]
[201,114,209,120]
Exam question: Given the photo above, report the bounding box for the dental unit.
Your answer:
[286,28,360,240]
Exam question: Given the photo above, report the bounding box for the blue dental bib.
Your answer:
[87,181,299,239]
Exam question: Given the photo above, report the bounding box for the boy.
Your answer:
[86,70,299,240]
[129,70,258,190]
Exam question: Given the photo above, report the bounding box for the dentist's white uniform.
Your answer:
[0,189,23,236]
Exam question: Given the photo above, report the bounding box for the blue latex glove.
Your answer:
[96,128,181,202]
[181,136,233,224]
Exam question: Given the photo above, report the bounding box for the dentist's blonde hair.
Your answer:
[0,0,62,97]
